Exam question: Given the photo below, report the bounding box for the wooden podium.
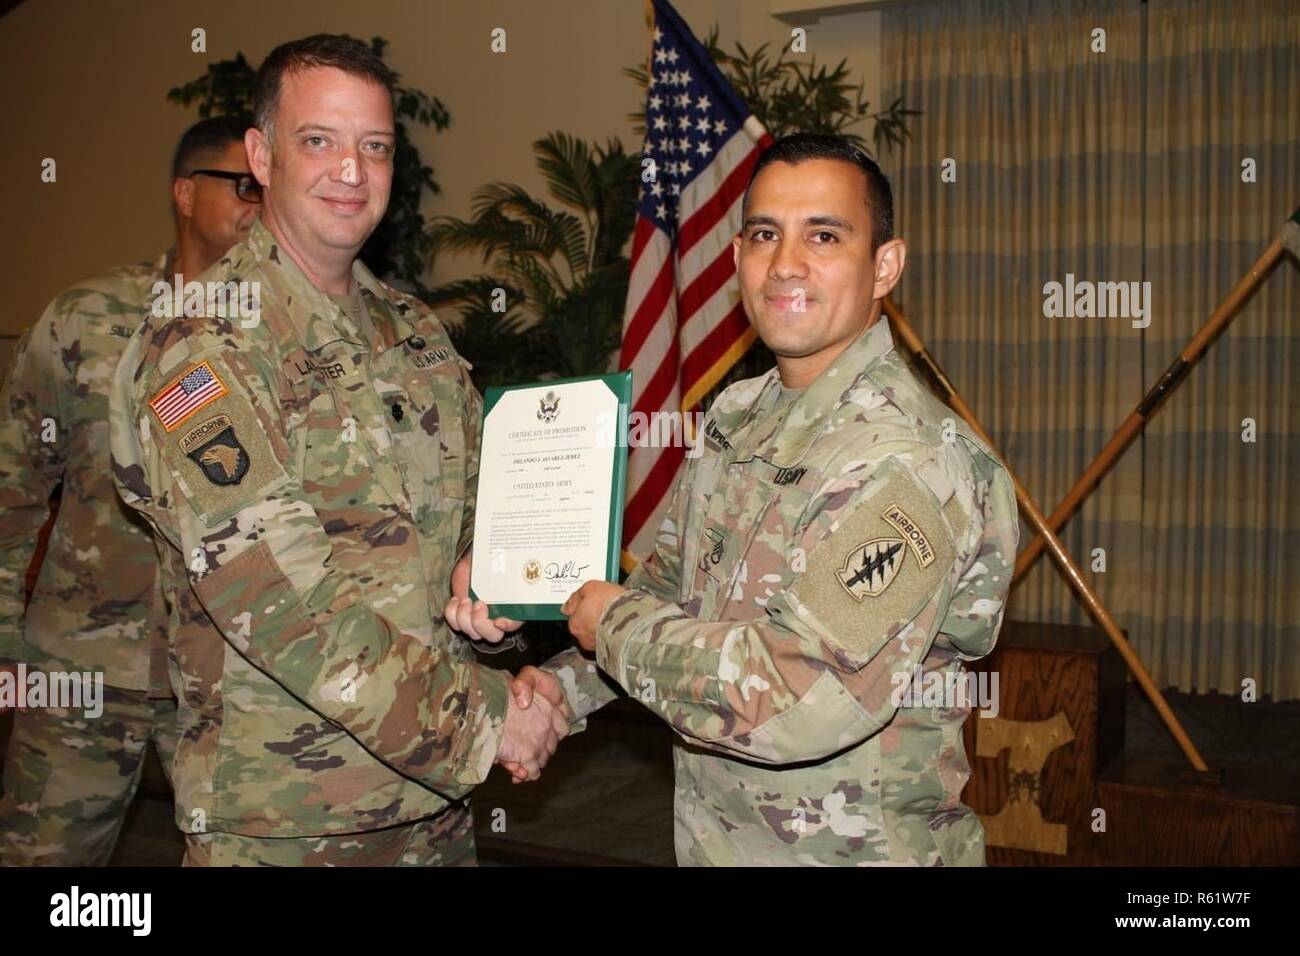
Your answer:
[961,620,1300,865]
[961,620,1125,865]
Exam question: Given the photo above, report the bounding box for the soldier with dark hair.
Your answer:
[0,115,258,865]
[492,133,1020,866]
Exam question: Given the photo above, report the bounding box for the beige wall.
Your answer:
[0,0,882,347]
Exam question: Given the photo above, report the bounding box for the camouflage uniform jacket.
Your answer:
[0,254,170,693]
[549,318,1019,865]
[109,221,509,837]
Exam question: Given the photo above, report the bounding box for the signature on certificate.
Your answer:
[544,561,591,581]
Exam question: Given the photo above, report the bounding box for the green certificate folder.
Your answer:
[468,370,632,620]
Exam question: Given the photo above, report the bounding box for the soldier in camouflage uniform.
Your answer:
[0,116,258,865]
[109,36,566,867]
[532,134,1020,865]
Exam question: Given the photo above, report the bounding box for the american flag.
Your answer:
[150,361,227,431]
[620,0,773,566]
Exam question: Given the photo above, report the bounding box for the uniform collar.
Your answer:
[736,317,896,467]
[245,218,406,353]
[140,249,176,315]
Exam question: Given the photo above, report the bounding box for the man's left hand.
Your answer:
[561,581,626,652]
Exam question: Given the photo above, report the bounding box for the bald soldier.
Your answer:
[0,116,259,864]
[109,35,566,867]
[496,133,1020,865]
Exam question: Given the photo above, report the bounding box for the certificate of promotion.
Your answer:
[469,371,632,620]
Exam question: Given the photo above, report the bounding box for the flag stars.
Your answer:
[637,27,746,226]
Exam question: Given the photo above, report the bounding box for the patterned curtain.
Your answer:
[1139,0,1299,700]
[881,0,1299,699]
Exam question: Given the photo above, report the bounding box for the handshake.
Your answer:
[444,554,621,786]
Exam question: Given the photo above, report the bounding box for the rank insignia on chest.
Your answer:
[699,527,725,571]
[179,415,249,486]
[837,537,905,599]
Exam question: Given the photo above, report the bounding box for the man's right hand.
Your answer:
[498,666,572,784]
[495,686,570,784]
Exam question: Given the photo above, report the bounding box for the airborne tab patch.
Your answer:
[881,503,936,568]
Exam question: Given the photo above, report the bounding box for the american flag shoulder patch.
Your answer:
[149,360,228,432]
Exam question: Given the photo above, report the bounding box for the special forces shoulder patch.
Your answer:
[837,537,906,599]
[787,458,958,663]
[178,415,248,486]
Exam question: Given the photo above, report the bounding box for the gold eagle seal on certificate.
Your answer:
[537,390,561,423]
[523,559,541,583]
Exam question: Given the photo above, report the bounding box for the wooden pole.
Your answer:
[1012,211,1300,587]
[882,298,1211,773]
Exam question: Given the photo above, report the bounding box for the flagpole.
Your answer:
[882,297,1211,773]
[1011,208,1300,589]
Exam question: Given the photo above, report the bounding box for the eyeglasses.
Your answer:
[189,169,263,203]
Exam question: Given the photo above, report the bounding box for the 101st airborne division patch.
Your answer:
[177,414,249,486]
